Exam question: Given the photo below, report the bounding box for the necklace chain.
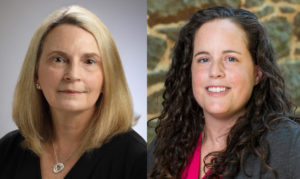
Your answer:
[52,142,76,164]
[52,141,78,174]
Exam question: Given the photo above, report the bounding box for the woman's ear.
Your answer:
[255,66,263,85]
[35,75,41,89]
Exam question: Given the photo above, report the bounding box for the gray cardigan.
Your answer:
[147,118,300,178]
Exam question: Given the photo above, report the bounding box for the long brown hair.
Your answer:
[150,7,298,179]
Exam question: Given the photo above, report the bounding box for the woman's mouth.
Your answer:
[58,90,84,94]
[206,86,231,96]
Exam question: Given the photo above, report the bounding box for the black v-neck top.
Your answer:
[0,129,146,179]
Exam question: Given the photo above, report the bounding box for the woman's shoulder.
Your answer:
[0,130,26,159]
[77,129,146,179]
[92,129,146,158]
[0,130,40,178]
[0,130,24,150]
[263,118,300,178]
[117,129,146,145]
[266,118,300,139]
[108,129,146,150]
[147,137,156,174]
[272,117,299,127]
[265,118,300,149]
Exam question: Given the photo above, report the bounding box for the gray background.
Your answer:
[0,0,147,140]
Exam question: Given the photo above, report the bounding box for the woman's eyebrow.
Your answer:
[222,50,242,54]
[83,53,101,60]
[46,50,68,58]
[194,51,210,57]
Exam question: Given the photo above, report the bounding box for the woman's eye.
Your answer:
[52,57,65,63]
[86,59,96,65]
[198,58,209,63]
[226,56,237,62]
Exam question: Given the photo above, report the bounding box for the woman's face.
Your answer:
[191,19,261,120]
[37,24,103,114]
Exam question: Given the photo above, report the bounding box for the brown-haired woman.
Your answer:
[148,7,300,179]
[0,5,146,179]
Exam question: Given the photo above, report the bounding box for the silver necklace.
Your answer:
[52,142,76,174]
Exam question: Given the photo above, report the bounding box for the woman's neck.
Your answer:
[202,113,238,149]
[40,108,95,178]
[50,108,95,149]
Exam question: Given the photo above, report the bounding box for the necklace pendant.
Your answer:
[53,163,64,173]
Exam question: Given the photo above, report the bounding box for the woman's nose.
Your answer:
[63,62,81,81]
[209,60,225,78]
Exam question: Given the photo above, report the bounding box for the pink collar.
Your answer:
[181,133,211,179]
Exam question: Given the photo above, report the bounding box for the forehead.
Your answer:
[193,19,249,51]
[42,24,100,53]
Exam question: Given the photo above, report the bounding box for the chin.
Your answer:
[54,102,88,112]
[58,107,85,112]
[205,103,228,111]
[203,106,231,117]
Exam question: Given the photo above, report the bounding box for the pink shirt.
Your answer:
[181,133,212,179]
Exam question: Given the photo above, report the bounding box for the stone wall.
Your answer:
[147,0,300,142]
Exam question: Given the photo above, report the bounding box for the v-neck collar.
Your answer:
[18,142,105,179]
[181,133,212,179]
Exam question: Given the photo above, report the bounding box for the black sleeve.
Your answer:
[65,129,147,179]
[147,137,156,175]
[289,125,300,178]
[0,130,21,171]
[130,143,147,179]
[0,130,42,178]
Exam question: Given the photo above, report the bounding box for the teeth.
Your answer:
[208,87,226,92]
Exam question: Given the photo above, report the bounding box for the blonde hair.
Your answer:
[13,5,133,155]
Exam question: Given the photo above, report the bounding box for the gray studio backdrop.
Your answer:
[0,0,147,140]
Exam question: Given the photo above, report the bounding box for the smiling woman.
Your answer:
[148,7,300,179]
[191,19,261,121]
[0,5,146,179]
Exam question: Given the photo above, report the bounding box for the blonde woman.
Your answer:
[0,5,146,179]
